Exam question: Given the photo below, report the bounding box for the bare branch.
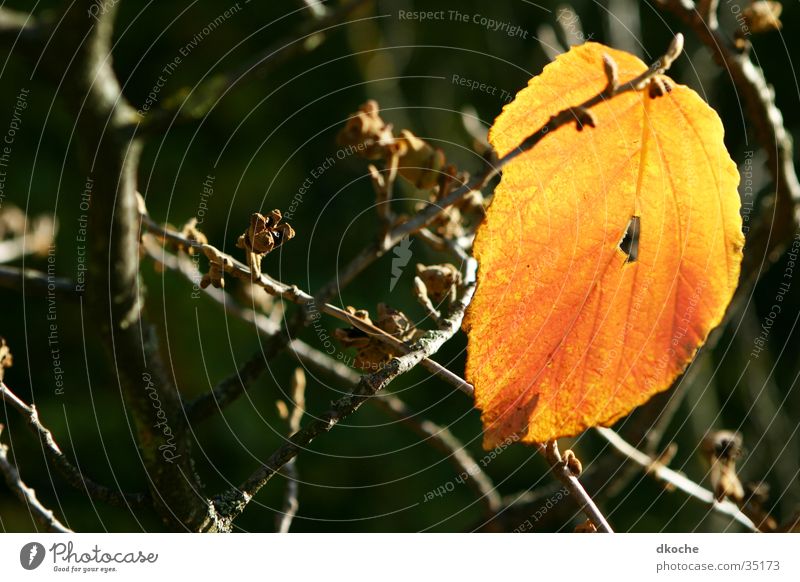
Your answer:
[596,427,759,531]
[212,265,477,526]
[0,425,72,533]
[144,239,499,517]
[0,7,41,53]
[1,381,150,508]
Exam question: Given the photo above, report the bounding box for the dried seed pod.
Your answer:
[416,263,462,304]
[701,430,745,502]
[563,449,582,477]
[337,100,395,160]
[574,519,597,533]
[334,304,423,371]
[394,130,446,190]
[180,218,208,256]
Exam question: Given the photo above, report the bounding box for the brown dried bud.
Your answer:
[201,245,233,289]
[574,519,598,533]
[743,2,783,35]
[563,449,582,477]
[0,337,12,381]
[416,263,462,304]
[338,101,448,192]
[237,211,295,256]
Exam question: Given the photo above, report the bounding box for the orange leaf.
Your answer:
[465,43,744,448]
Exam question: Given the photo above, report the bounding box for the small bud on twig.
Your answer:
[602,53,619,94]
[563,449,582,477]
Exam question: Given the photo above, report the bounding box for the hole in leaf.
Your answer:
[619,216,640,263]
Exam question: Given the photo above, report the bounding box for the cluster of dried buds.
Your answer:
[334,304,423,371]
[412,263,463,321]
[236,210,295,280]
[338,101,484,239]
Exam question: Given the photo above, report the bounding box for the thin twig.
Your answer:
[0,425,72,533]
[596,427,759,531]
[537,440,614,533]
[298,0,329,19]
[0,382,150,508]
[0,265,76,300]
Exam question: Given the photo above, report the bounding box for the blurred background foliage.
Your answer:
[1,0,799,532]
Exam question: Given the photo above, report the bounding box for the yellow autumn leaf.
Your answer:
[465,42,744,448]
